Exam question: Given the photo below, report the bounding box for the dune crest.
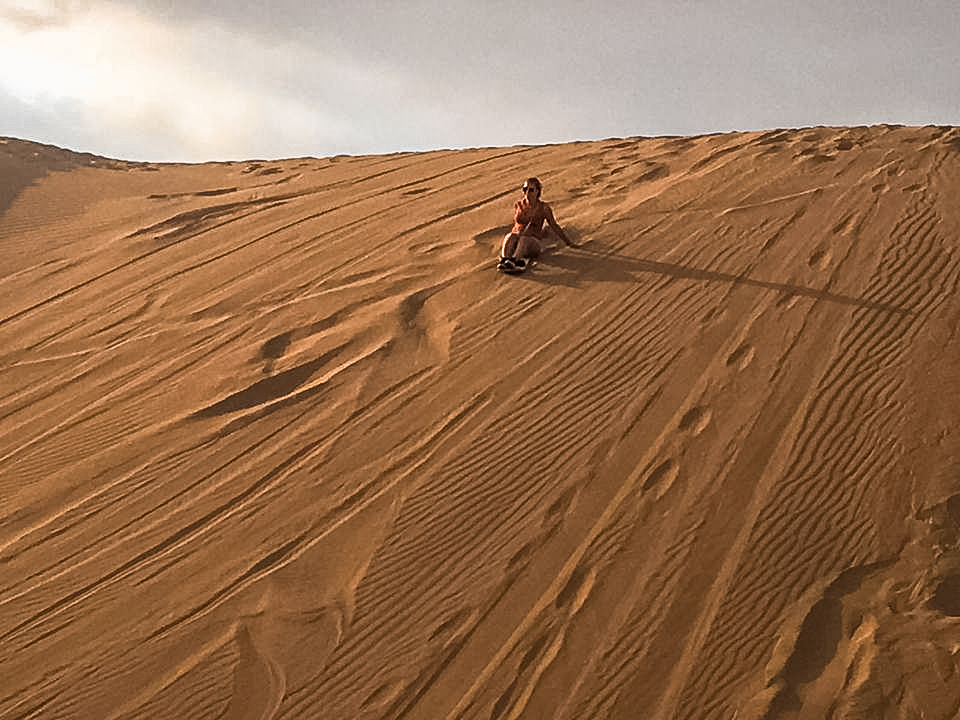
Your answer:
[3,125,960,719]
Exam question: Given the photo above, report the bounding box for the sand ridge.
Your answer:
[3,125,960,719]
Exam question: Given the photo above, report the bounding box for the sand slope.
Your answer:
[3,126,960,719]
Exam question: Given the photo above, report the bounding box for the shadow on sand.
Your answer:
[526,246,911,316]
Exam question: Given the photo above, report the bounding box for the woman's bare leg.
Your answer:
[500,232,520,258]
[515,235,542,260]
[501,233,542,263]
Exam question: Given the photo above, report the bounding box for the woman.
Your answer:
[499,177,572,271]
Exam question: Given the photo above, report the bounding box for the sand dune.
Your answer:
[3,125,960,719]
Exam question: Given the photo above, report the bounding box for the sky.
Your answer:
[1,0,959,162]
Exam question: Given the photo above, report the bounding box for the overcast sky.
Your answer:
[1,0,958,162]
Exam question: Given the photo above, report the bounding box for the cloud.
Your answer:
[0,2,425,159]
[2,0,958,161]
[1,0,529,160]
[0,0,89,30]
[0,87,86,146]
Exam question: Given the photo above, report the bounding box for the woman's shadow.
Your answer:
[510,228,909,315]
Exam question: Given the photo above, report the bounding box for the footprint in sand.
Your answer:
[678,405,712,436]
[555,565,597,614]
[727,343,756,371]
[808,247,832,270]
[644,458,679,496]
[638,163,670,183]
[776,293,801,310]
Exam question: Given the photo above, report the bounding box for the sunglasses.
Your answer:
[522,185,538,194]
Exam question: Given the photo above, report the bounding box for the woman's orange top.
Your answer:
[512,199,552,238]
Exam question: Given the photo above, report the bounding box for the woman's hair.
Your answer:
[524,177,542,197]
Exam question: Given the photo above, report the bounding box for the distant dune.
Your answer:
[3,125,960,719]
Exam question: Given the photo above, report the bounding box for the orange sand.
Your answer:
[3,126,960,719]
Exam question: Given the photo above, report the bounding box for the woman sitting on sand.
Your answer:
[498,177,572,271]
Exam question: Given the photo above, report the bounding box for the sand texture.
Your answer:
[4,125,960,719]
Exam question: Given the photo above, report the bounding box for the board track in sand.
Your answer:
[3,126,960,719]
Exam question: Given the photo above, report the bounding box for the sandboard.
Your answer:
[497,258,535,275]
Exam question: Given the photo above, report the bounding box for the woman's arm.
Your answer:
[545,205,574,246]
[515,200,529,225]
